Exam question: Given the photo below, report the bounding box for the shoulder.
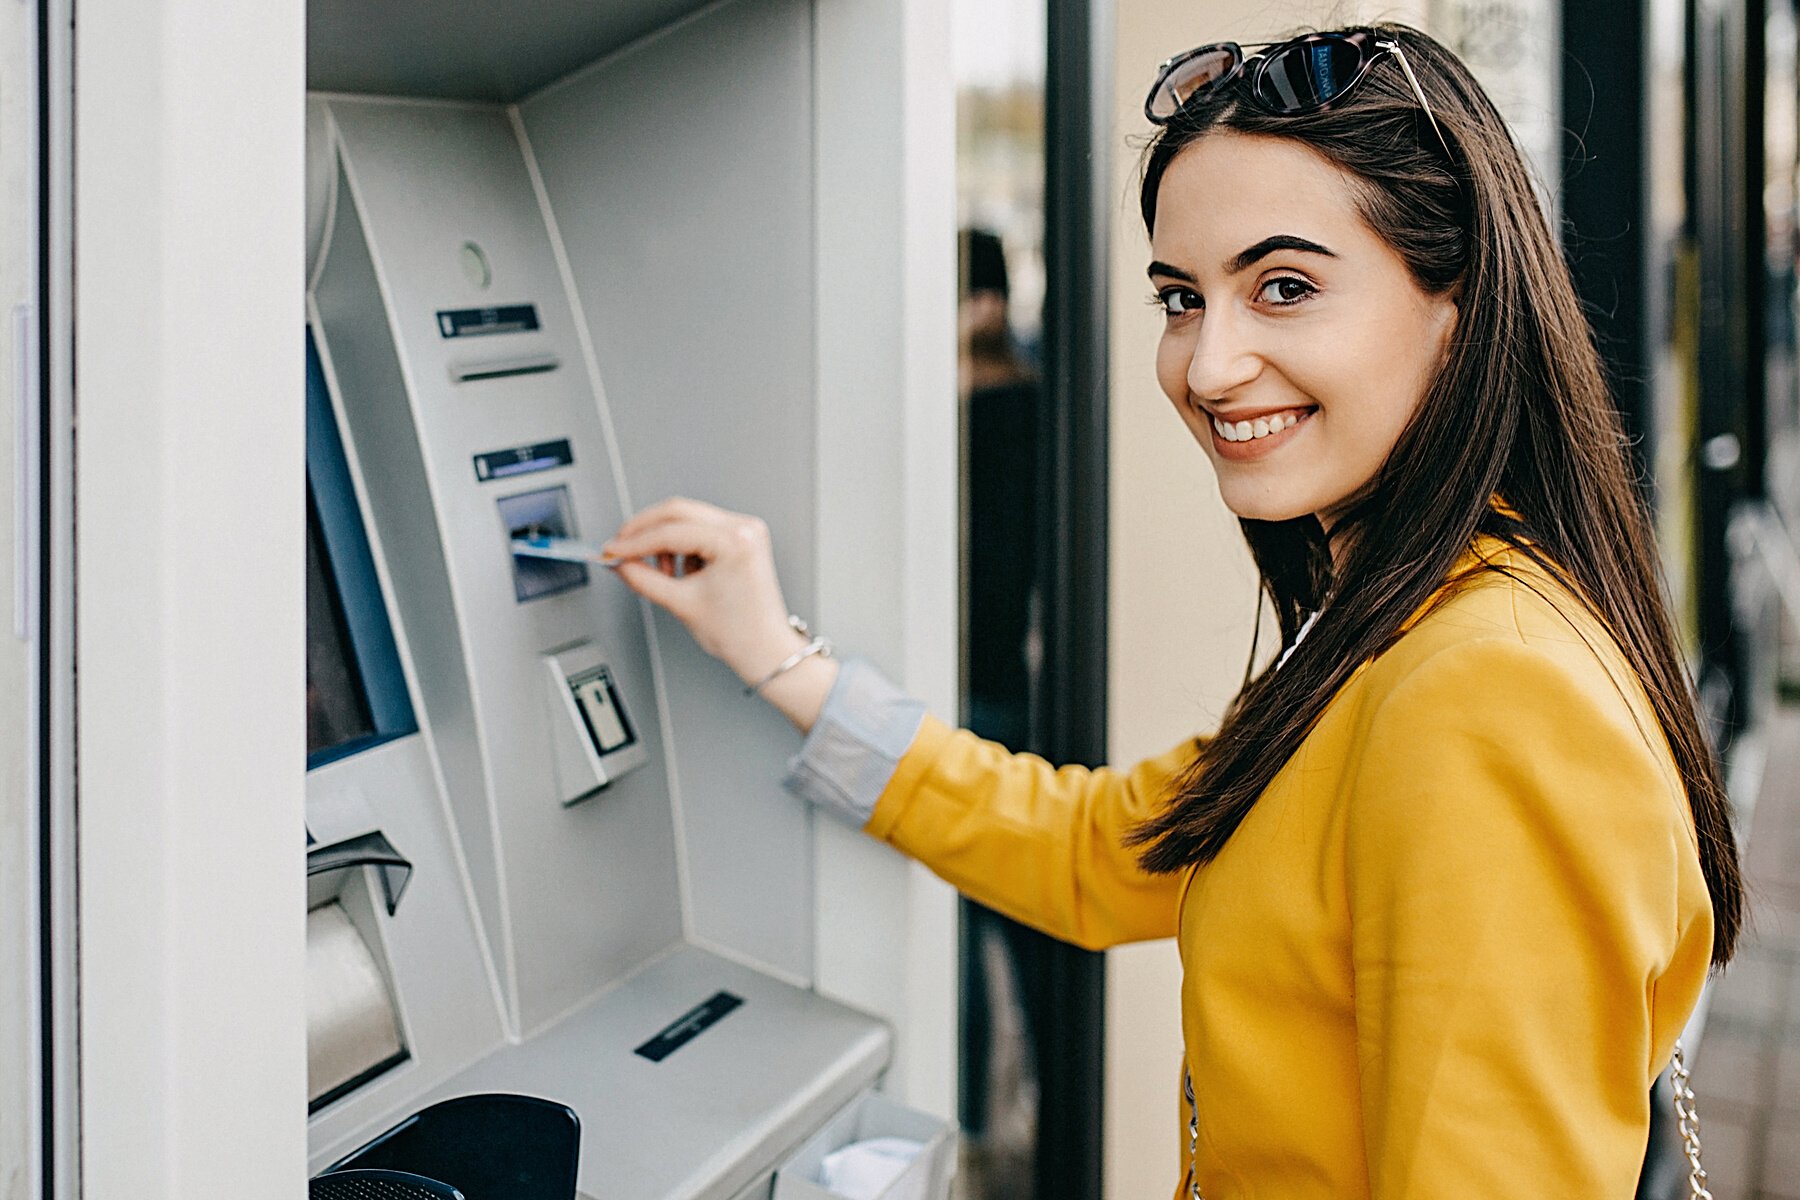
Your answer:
[1339,543,1690,839]
[1359,543,1654,731]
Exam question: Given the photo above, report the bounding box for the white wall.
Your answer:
[74,1,307,1196]
[1,0,42,1193]
[812,0,962,1120]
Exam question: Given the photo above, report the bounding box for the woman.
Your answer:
[604,23,1742,1197]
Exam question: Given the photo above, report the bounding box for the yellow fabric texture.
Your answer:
[863,541,1714,1199]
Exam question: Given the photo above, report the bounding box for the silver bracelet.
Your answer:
[745,616,834,697]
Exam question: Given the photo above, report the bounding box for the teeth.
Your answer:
[1212,411,1303,443]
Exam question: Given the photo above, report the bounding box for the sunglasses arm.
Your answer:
[1386,42,1451,160]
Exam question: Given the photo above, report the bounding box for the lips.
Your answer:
[1207,405,1315,444]
[1202,402,1317,460]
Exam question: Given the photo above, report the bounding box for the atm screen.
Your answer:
[307,486,376,756]
[569,665,635,755]
[305,330,417,769]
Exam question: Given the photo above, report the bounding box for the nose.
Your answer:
[1185,307,1262,402]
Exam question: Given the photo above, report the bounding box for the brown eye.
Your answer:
[1157,287,1202,316]
[1257,277,1315,306]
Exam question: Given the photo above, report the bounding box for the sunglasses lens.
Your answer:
[1254,36,1365,112]
[1148,46,1238,121]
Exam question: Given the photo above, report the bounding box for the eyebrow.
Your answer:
[1146,234,1338,283]
[1227,234,1336,274]
[1146,259,1197,283]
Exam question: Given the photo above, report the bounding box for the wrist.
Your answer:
[735,619,811,688]
[757,653,839,733]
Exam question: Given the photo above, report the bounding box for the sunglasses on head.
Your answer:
[1145,28,1450,159]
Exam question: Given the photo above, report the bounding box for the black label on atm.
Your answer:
[473,439,574,482]
[437,304,540,338]
[633,991,744,1063]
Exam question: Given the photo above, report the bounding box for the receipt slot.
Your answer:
[544,642,645,803]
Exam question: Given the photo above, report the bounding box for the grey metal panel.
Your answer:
[727,1175,773,1200]
[517,0,818,982]
[384,944,891,1200]
[308,0,723,102]
[313,169,511,1014]
[319,97,687,1033]
[304,735,507,1153]
[307,99,335,284]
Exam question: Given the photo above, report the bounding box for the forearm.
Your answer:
[867,721,1188,948]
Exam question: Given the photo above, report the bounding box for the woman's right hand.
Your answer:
[604,498,838,730]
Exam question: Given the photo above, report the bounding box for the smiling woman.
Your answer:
[604,21,1742,1200]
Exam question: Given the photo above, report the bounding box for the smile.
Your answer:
[1209,407,1314,443]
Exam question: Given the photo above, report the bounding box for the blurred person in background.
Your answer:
[959,226,1040,751]
[958,226,1048,1199]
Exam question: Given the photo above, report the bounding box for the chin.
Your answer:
[1213,476,1327,524]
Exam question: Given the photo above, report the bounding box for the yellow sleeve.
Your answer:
[864,715,1196,949]
[1345,638,1712,1197]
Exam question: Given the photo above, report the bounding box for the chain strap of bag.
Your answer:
[1670,1041,1714,1199]
[1181,1041,1710,1199]
[1184,1068,1202,1200]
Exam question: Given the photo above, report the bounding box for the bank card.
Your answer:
[510,535,623,567]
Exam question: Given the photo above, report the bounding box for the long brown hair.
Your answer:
[1126,24,1744,966]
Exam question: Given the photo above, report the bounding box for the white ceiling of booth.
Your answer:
[308,0,725,101]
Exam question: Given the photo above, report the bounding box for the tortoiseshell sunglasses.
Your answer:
[1145,28,1450,159]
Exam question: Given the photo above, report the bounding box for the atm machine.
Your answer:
[297,0,958,1196]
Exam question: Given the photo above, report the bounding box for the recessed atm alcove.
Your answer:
[300,1,956,1197]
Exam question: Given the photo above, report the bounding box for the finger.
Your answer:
[611,506,682,547]
[613,559,687,612]
[603,517,729,563]
[658,552,675,577]
[605,515,723,558]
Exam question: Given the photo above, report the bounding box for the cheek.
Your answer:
[1287,317,1439,477]
[1291,294,1432,408]
[1342,313,1443,438]
[1155,327,1191,407]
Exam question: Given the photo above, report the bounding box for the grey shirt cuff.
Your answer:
[782,657,928,827]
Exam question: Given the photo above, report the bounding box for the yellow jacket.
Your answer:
[863,541,1713,1198]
